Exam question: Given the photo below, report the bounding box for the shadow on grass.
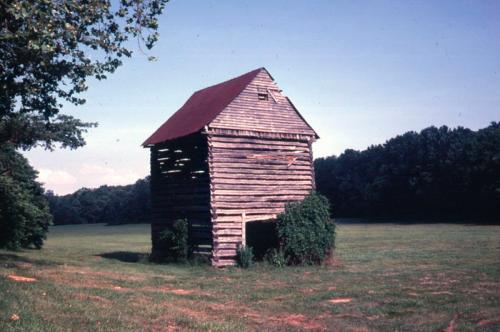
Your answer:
[98,251,149,263]
[0,253,60,267]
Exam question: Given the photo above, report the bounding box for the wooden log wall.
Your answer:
[208,132,316,267]
[150,133,212,259]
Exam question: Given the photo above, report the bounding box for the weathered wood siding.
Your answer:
[206,69,317,266]
[208,133,315,267]
[148,68,317,266]
[209,70,316,137]
[150,133,212,259]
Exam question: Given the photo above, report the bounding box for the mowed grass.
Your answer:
[1,222,499,331]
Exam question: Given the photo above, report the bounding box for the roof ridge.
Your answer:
[142,68,263,146]
[193,67,264,94]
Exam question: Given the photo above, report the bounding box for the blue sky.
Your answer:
[25,0,500,194]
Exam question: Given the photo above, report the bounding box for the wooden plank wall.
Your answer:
[209,70,316,137]
[208,132,315,267]
[150,133,212,259]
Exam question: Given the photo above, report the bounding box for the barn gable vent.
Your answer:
[257,86,268,101]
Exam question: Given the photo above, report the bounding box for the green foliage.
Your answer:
[159,219,188,262]
[315,123,500,221]
[236,244,254,268]
[0,0,169,150]
[0,0,169,250]
[277,193,335,265]
[265,248,287,267]
[0,144,52,249]
[45,178,151,225]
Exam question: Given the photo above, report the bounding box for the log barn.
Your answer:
[143,67,318,266]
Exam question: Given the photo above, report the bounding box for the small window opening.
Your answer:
[257,86,268,101]
[258,93,268,101]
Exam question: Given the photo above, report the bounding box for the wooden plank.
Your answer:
[213,242,238,250]
[213,195,306,202]
[209,157,311,166]
[209,136,309,147]
[212,201,286,209]
[214,249,237,257]
[209,162,311,171]
[212,189,311,196]
[212,236,243,243]
[210,178,312,186]
[214,214,277,223]
[206,128,314,142]
[212,228,242,236]
[211,168,311,176]
[211,184,313,191]
[212,259,236,267]
[210,142,309,151]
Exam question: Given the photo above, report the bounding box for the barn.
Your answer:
[143,68,318,266]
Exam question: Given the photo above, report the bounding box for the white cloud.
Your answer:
[79,164,141,187]
[37,169,78,194]
[36,164,143,195]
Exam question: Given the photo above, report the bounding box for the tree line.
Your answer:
[45,178,151,225]
[315,122,500,221]
[45,122,500,226]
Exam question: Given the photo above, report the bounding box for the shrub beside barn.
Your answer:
[143,68,318,266]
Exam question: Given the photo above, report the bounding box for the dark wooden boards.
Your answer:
[150,133,212,259]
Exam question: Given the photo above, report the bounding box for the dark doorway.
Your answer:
[246,220,279,260]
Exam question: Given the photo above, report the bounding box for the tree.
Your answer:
[0,0,169,248]
[1,0,169,150]
[315,123,500,222]
[0,144,52,249]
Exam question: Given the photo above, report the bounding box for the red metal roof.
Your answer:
[143,68,263,146]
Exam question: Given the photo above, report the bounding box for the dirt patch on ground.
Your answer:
[36,265,142,291]
[471,308,500,328]
[213,301,328,331]
[8,275,37,282]
[60,266,147,282]
[268,313,327,331]
[141,286,210,297]
[328,298,353,304]
[159,299,330,331]
[443,314,459,332]
[300,287,318,294]
[431,291,453,295]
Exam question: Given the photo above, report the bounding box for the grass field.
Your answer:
[1,222,499,331]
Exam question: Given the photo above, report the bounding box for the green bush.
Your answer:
[265,248,287,267]
[0,144,52,250]
[158,219,188,262]
[276,192,335,265]
[236,244,254,268]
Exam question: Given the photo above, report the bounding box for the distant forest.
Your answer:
[46,123,499,224]
[316,122,499,221]
[46,178,151,225]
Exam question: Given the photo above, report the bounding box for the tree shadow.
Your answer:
[0,253,60,267]
[98,251,149,263]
